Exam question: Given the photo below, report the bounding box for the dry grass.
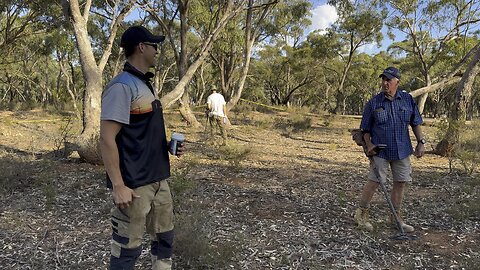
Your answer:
[0,110,478,269]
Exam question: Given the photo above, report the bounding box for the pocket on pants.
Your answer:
[111,207,131,246]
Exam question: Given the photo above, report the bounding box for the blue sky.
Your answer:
[307,0,397,55]
[125,0,396,55]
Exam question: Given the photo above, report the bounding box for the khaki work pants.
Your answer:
[110,180,174,270]
[208,115,227,145]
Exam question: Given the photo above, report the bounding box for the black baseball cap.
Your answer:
[379,66,401,80]
[120,25,165,48]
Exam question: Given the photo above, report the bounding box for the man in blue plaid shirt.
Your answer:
[354,66,426,232]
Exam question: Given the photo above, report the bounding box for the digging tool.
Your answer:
[350,129,418,241]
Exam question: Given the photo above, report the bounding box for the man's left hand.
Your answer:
[175,142,185,157]
[414,143,425,158]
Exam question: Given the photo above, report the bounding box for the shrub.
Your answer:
[169,161,241,269]
[322,114,335,127]
[219,143,252,170]
[274,114,312,136]
[174,211,241,269]
[435,119,480,175]
[289,114,312,132]
[455,120,480,175]
[169,167,197,203]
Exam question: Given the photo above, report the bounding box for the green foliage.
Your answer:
[288,114,312,132]
[231,101,254,124]
[329,0,386,49]
[1,0,480,121]
[174,211,241,269]
[434,117,450,142]
[448,195,480,222]
[322,114,335,127]
[274,113,312,136]
[219,143,252,169]
[168,155,241,269]
[169,166,197,200]
[252,44,318,106]
[456,120,480,175]
[52,117,75,157]
[436,119,480,175]
[263,0,312,45]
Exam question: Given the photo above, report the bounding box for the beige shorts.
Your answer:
[368,156,412,183]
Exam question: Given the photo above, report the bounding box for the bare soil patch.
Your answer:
[0,110,478,269]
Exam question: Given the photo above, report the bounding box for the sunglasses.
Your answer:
[142,42,158,51]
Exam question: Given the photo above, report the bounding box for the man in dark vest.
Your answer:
[100,25,184,270]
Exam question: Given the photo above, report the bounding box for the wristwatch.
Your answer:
[418,137,426,144]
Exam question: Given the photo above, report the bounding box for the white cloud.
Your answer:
[307,4,338,34]
[358,43,378,54]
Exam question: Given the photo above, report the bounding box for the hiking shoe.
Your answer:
[388,212,414,233]
[354,208,373,231]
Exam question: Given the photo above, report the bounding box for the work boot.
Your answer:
[354,207,373,231]
[388,210,414,233]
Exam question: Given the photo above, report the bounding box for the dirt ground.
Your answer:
[0,109,478,270]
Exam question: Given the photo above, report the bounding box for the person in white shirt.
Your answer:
[206,85,227,145]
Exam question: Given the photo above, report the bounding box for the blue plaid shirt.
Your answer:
[360,90,423,160]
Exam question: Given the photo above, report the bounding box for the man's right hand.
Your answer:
[112,185,140,209]
[366,143,378,156]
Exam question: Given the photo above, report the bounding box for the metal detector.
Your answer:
[204,109,210,133]
[369,144,418,240]
[350,129,418,241]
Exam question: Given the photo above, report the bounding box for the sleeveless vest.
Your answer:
[106,71,170,189]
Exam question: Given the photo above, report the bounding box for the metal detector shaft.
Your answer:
[204,110,210,133]
[369,155,406,235]
[351,130,417,240]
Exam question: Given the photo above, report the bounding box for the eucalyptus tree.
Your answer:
[226,0,309,111]
[303,30,342,111]
[204,0,311,112]
[208,13,244,99]
[139,0,246,126]
[253,44,317,106]
[0,1,54,53]
[268,28,342,110]
[46,29,83,117]
[0,1,58,108]
[344,53,393,114]
[327,0,387,114]
[62,0,137,163]
[385,0,480,114]
[435,42,480,156]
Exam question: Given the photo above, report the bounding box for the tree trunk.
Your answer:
[334,55,353,114]
[434,43,480,156]
[409,76,461,97]
[227,0,275,112]
[160,1,242,108]
[174,0,200,125]
[64,0,135,164]
[68,4,103,163]
[179,92,201,127]
[58,56,81,119]
[76,71,103,163]
[417,93,428,114]
[197,63,207,103]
